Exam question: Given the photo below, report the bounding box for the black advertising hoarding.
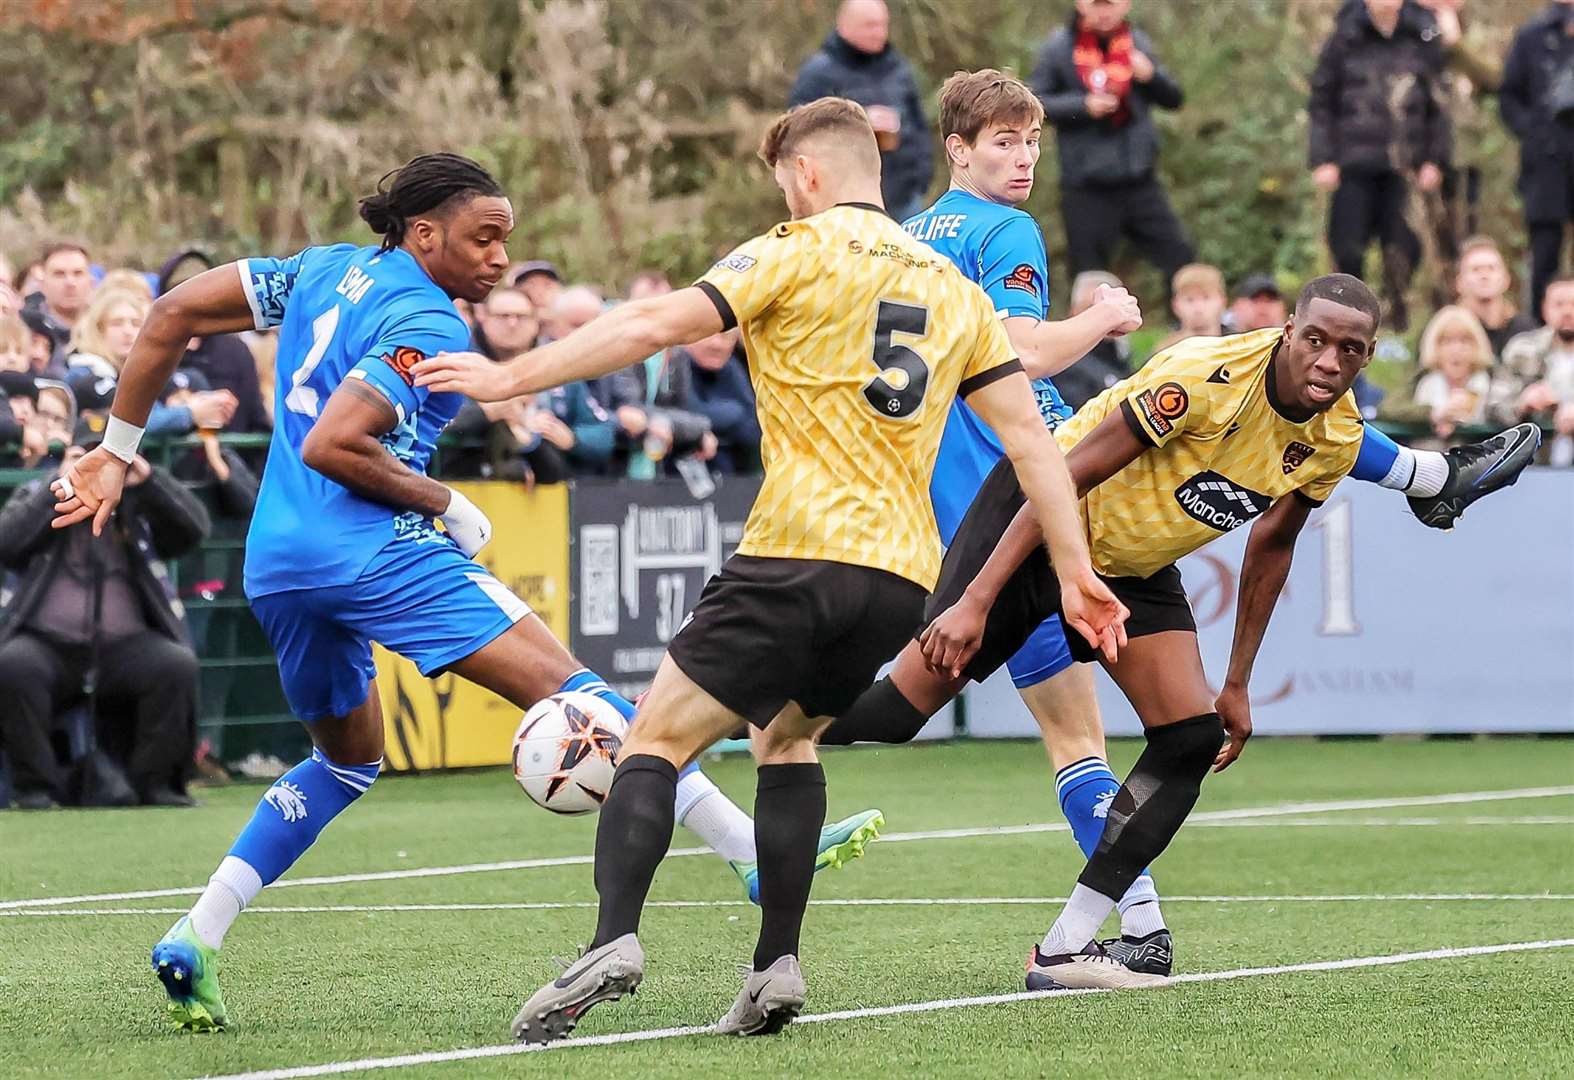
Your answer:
[569,477,761,701]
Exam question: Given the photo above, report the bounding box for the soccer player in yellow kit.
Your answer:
[411,97,1127,1040]
[846,274,1432,990]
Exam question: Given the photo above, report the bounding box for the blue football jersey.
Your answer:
[902,189,1071,542]
[240,244,469,598]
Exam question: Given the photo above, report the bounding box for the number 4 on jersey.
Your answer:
[863,299,930,420]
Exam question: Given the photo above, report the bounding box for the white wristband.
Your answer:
[101,416,145,464]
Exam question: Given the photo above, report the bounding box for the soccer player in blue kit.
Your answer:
[818,70,1175,970]
[818,70,1541,977]
[50,154,878,1032]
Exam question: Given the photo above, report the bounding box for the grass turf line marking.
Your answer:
[5,785,1570,911]
[11,893,1573,918]
[193,938,1574,1080]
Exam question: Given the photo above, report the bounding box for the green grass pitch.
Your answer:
[2,737,1572,1079]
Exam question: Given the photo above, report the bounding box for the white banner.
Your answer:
[964,469,1574,737]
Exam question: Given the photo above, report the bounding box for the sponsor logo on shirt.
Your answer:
[713,253,757,273]
[1003,263,1040,297]
[1174,471,1270,533]
[1136,380,1190,437]
[381,345,427,386]
[1282,440,1316,474]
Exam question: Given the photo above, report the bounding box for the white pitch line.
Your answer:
[194,937,1574,1080]
[10,892,1573,919]
[4,784,1570,912]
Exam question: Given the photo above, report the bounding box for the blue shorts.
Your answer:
[250,539,530,721]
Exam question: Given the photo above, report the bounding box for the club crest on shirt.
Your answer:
[1282,440,1316,474]
[1136,380,1189,437]
[1003,263,1040,296]
[381,345,427,387]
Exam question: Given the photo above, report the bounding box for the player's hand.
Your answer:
[51,446,128,536]
[919,592,990,679]
[1416,163,1444,193]
[412,351,519,402]
[1213,682,1253,772]
[1057,564,1129,664]
[1312,163,1341,193]
[1093,283,1143,336]
[439,486,493,558]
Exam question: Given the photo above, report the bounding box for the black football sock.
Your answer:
[817,677,929,745]
[752,762,827,970]
[590,754,678,948]
[1077,713,1224,902]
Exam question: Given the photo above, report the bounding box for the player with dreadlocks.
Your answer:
[52,152,879,1032]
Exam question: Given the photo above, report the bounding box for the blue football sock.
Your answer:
[1055,757,1164,930]
[1350,426,1403,484]
[559,667,699,778]
[228,748,380,887]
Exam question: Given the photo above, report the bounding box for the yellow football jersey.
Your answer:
[1053,329,1364,580]
[696,203,1021,589]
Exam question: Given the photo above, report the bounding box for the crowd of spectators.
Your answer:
[790,0,1574,457]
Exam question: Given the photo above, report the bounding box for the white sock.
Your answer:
[1039,883,1116,956]
[188,856,263,950]
[1378,446,1448,497]
[674,770,758,864]
[1119,899,1167,939]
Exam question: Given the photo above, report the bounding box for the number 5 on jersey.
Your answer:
[863,299,930,420]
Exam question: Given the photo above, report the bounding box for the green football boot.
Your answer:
[151,916,228,1032]
[731,808,885,904]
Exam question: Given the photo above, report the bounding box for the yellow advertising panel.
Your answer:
[377,482,569,771]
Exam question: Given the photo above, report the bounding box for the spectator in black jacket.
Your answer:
[0,416,209,808]
[1500,1,1574,320]
[684,329,761,475]
[1309,0,1452,332]
[1030,0,1193,285]
[789,0,934,221]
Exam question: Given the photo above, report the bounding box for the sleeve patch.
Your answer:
[1135,381,1189,437]
[380,345,427,387]
[712,253,757,274]
[1001,263,1041,297]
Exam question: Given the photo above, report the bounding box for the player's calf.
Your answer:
[1033,713,1222,979]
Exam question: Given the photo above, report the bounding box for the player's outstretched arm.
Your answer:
[411,287,725,401]
[51,263,257,534]
[1214,493,1314,772]
[966,372,1128,661]
[1006,284,1142,380]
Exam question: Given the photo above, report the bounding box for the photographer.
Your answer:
[1502,0,1574,318]
[0,415,209,808]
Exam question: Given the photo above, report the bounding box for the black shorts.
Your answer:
[926,457,1197,682]
[668,554,927,728]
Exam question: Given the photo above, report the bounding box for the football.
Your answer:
[511,692,628,815]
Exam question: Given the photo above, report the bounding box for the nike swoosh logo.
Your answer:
[1224,423,1241,439]
[747,979,773,1004]
[1207,366,1230,384]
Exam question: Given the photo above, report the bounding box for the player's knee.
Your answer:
[1144,712,1224,779]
